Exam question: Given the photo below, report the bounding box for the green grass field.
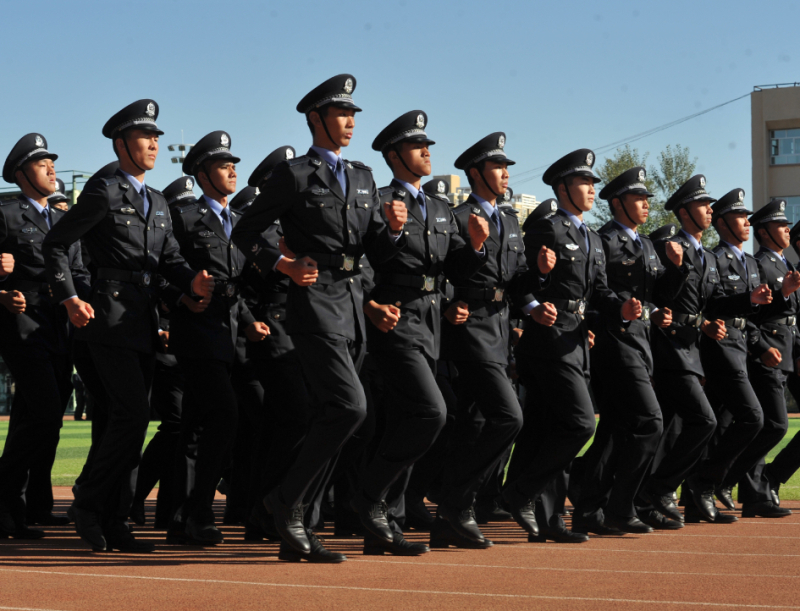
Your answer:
[1,419,799,499]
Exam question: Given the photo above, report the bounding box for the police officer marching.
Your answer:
[42,100,215,552]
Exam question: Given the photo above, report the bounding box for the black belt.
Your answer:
[455,287,506,302]
[380,273,442,292]
[304,252,361,272]
[97,268,154,287]
[11,279,49,293]
[213,279,239,298]
[550,297,587,315]
[673,311,703,327]
[262,293,287,305]
[719,317,747,331]
[766,315,797,326]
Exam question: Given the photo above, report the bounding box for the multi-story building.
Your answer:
[430,174,540,224]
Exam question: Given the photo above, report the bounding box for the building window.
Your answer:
[770,129,800,165]
[780,196,800,225]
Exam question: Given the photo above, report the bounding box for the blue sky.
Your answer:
[2,0,797,235]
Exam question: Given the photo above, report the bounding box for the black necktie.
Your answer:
[41,207,50,229]
[220,208,231,238]
[417,191,427,221]
[491,211,502,237]
[334,158,347,194]
[578,224,588,249]
[697,247,704,264]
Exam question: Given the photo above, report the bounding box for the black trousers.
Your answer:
[0,351,72,523]
[441,360,523,511]
[278,333,367,508]
[505,358,594,529]
[572,364,663,520]
[360,349,447,504]
[73,344,154,521]
[694,368,763,486]
[645,370,716,496]
[765,372,800,485]
[175,357,238,523]
[133,354,184,526]
[734,365,789,504]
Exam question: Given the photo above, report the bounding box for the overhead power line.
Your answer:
[511,92,751,188]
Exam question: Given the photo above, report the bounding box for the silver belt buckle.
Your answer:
[789,316,797,326]
[577,300,586,315]
[494,289,504,302]
[342,255,355,271]
[226,283,235,297]
[423,276,435,292]
[642,305,650,321]
[141,272,151,287]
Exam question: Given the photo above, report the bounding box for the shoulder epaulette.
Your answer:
[176,202,199,214]
[101,176,121,187]
[347,160,372,171]
[146,186,163,196]
[285,157,306,167]
[452,204,471,216]
[378,186,394,197]
[0,197,20,207]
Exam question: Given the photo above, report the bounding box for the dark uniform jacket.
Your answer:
[0,198,90,358]
[240,218,295,361]
[231,148,403,342]
[517,209,623,372]
[441,195,531,365]
[651,231,753,376]
[43,169,197,355]
[592,221,683,375]
[748,247,800,374]
[368,181,485,359]
[701,243,769,373]
[168,198,255,363]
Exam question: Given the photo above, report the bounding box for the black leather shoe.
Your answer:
[602,514,653,534]
[437,504,485,543]
[475,499,513,524]
[186,518,224,545]
[405,497,435,531]
[741,501,792,518]
[165,521,191,545]
[71,505,106,551]
[5,525,45,539]
[264,489,310,554]
[27,512,71,526]
[506,497,539,537]
[715,487,735,510]
[572,516,623,536]
[644,491,683,522]
[685,476,717,522]
[351,491,393,543]
[529,528,589,543]
[364,532,429,556]
[638,509,684,530]
[105,531,155,553]
[278,530,346,563]
[129,501,146,526]
[0,508,16,536]
[770,484,781,507]
[429,518,493,549]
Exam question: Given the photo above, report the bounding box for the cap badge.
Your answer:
[699,176,706,188]
[586,152,594,166]
[416,114,425,129]
[780,201,786,211]
[437,181,446,194]
[504,190,511,201]
[498,135,505,149]
[638,169,645,182]
[145,103,155,117]
[285,149,294,160]
[738,190,744,202]
[185,178,193,190]
[255,187,260,196]
[670,226,676,236]
[34,135,44,147]
[550,201,558,212]
[220,133,230,147]
[343,78,354,94]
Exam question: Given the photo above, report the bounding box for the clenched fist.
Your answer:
[664,241,683,267]
[246,321,271,342]
[0,290,25,314]
[444,300,470,325]
[750,284,772,305]
[621,297,642,321]
[762,347,782,368]
[181,294,209,313]
[365,301,401,333]
[532,302,557,326]
[0,253,14,276]
[782,271,800,298]
[384,200,408,232]
[64,297,95,328]
[588,329,595,349]
[277,256,319,286]
[651,306,672,328]
[701,319,726,341]
[192,270,215,299]
[537,245,556,274]
[468,213,490,251]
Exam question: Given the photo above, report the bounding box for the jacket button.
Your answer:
[395,301,401,306]
[346,205,350,209]
[571,257,575,261]
[628,272,631,276]
[671,330,676,335]
[113,291,119,297]
[319,203,324,208]
[147,227,150,231]
[126,220,130,225]
[431,300,436,305]
[427,231,431,235]
[274,314,280,320]
[349,278,354,284]
[620,328,625,332]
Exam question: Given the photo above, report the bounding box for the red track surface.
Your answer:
[1,488,799,610]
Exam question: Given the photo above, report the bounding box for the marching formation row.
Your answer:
[0,73,798,562]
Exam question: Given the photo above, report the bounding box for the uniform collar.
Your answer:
[765,247,785,261]
[119,169,145,193]
[25,196,48,215]
[310,145,343,170]
[202,194,228,220]
[393,178,420,200]
[559,207,585,230]
[721,241,745,260]
[472,193,497,218]
[679,229,702,252]
[613,220,639,242]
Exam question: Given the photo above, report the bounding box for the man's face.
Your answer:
[721,211,750,242]
[681,200,713,231]
[616,194,649,226]
[18,158,56,197]
[316,107,356,148]
[202,160,237,196]
[563,176,595,212]
[477,161,509,195]
[118,129,159,171]
[761,221,790,250]
[396,142,431,177]
[52,201,69,212]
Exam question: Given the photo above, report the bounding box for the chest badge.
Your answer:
[357,189,369,195]
[120,207,136,214]
[728,274,741,281]
[21,227,37,234]
[436,217,447,223]
[566,243,579,251]
[622,259,636,266]
[155,210,165,216]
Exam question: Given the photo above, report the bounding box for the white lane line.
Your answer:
[349,558,800,579]
[0,568,798,609]
[0,607,70,611]
[650,533,797,539]
[508,547,800,557]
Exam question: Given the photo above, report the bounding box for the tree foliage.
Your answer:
[588,144,714,246]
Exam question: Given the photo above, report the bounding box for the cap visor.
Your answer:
[484,154,516,166]
[331,100,362,112]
